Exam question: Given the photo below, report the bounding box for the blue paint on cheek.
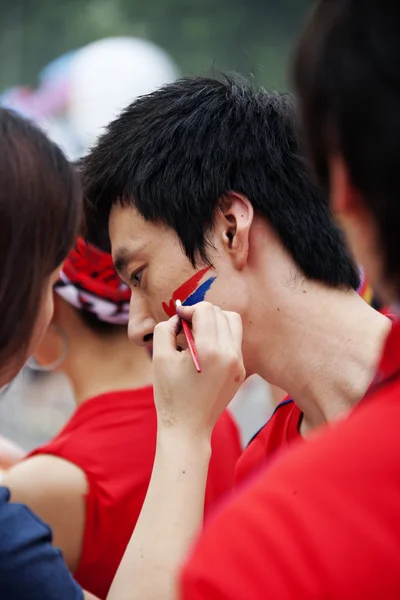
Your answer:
[183,277,216,306]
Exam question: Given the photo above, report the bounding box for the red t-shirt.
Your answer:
[235,399,302,486]
[29,387,242,599]
[180,320,400,600]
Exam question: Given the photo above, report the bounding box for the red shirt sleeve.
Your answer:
[204,410,242,512]
[180,382,400,600]
[235,400,302,487]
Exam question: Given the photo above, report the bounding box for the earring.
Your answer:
[27,325,68,372]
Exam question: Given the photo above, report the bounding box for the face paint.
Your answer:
[162,267,217,317]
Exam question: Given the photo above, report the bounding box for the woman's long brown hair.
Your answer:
[0,108,82,370]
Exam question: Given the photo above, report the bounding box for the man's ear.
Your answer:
[218,193,254,270]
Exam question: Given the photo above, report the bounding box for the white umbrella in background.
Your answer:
[68,37,179,155]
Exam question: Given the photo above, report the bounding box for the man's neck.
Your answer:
[253,284,391,432]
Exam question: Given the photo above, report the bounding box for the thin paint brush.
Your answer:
[175,299,201,373]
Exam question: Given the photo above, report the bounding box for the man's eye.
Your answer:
[130,269,143,287]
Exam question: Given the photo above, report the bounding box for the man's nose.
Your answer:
[127,299,156,347]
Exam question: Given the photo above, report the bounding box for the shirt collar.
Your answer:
[372,317,400,387]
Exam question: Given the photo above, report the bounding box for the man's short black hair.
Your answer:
[293,1,400,294]
[82,75,359,290]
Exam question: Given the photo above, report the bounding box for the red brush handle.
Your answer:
[181,319,202,373]
[175,299,201,373]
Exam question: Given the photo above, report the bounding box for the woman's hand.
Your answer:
[152,301,246,439]
[106,302,245,600]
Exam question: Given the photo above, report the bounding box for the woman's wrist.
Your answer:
[156,423,212,465]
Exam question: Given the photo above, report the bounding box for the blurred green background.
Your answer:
[0,0,311,91]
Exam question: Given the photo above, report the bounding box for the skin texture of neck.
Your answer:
[248,279,391,433]
[61,327,153,407]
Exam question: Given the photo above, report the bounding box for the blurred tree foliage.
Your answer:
[0,0,310,91]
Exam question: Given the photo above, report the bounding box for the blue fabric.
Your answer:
[0,486,84,599]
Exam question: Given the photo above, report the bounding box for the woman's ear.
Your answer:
[218,193,254,270]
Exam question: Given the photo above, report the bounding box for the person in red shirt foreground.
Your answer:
[2,240,241,599]
[179,1,400,598]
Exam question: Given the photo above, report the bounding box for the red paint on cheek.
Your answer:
[162,267,211,317]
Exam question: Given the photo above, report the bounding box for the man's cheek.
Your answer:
[161,267,216,317]
[180,276,217,306]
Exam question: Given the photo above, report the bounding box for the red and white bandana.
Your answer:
[55,238,130,325]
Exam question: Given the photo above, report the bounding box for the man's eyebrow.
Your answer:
[113,244,146,274]
[114,254,128,274]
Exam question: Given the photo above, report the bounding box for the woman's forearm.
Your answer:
[107,427,211,600]
[107,305,245,600]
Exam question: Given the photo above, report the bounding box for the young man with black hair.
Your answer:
[82,75,391,599]
[83,75,387,468]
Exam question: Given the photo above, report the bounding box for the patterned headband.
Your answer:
[55,238,130,325]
